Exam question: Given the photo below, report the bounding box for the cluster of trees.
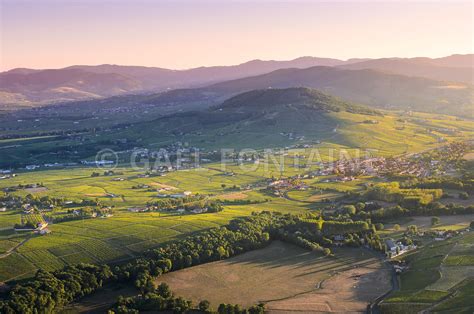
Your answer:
[0,193,75,215]
[321,221,370,235]
[44,207,113,223]
[0,265,113,313]
[365,182,443,207]
[272,219,331,255]
[147,196,223,213]
[401,177,473,193]
[110,282,264,314]
[276,230,331,256]
[13,221,37,230]
[360,202,474,222]
[64,198,102,207]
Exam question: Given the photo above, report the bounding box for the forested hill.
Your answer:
[217,87,380,115]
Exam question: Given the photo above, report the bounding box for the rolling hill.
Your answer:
[2,54,471,109]
[0,69,142,108]
[0,57,366,107]
[205,66,474,117]
[0,87,473,167]
[109,87,473,153]
[338,57,473,84]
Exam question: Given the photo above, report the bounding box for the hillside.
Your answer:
[1,88,472,167]
[0,57,365,107]
[0,69,142,108]
[2,54,471,109]
[338,58,474,84]
[206,66,474,117]
[217,88,379,115]
[106,88,473,153]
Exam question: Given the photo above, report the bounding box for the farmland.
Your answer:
[65,241,391,313]
[0,207,260,282]
[1,5,474,312]
[0,91,472,312]
[160,242,391,313]
[0,141,473,285]
[380,231,474,313]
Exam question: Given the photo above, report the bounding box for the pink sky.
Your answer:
[1,0,473,71]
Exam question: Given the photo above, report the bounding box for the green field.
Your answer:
[0,139,473,284]
[381,232,474,313]
[0,96,473,310]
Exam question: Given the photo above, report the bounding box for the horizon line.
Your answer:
[3,53,473,73]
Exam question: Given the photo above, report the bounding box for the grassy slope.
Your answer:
[381,232,474,313]
[1,88,473,167]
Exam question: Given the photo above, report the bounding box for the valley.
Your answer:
[0,46,473,314]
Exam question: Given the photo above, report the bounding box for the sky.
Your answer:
[0,0,473,71]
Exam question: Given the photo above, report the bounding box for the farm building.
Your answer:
[385,239,397,252]
[39,228,51,235]
[128,207,147,213]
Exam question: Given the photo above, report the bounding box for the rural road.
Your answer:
[0,235,32,259]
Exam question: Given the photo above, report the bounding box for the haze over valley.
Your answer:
[0,1,473,313]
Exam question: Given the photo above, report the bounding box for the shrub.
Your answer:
[431,217,440,226]
[375,223,385,230]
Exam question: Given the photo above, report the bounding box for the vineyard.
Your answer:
[20,213,45,227]
[0,207,258,282]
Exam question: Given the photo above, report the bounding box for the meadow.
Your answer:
[64,241,391,313]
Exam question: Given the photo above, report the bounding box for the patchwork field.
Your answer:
[0,207,263,283]
[381,232,474,313]
[0,161,317,283]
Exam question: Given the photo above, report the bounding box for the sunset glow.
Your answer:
[1,0,473,71]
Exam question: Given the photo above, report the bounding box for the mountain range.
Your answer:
[0,54,472,111]
[202,66,473,117]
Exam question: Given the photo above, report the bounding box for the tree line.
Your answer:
[0,212,332,313]
[110,282,265,314]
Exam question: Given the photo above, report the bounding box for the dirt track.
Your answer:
[265,255,391,313]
